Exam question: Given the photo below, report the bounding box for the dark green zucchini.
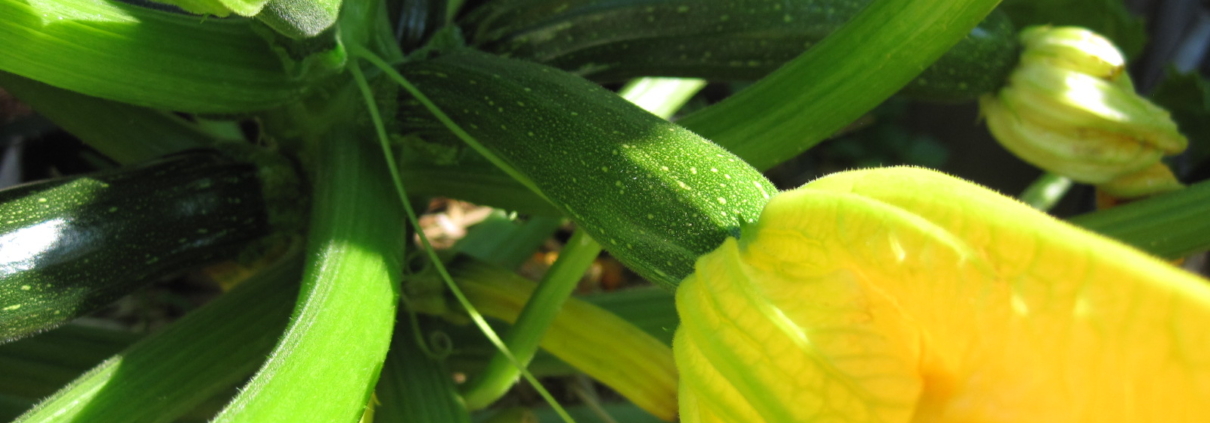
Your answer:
[396,50,777,288]
[461,0,1019,101]
[0,147,305,342]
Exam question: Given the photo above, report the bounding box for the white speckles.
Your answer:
[717,197,728,204]
[690,167,698,174]
[20,285,30,291]
[37,198,47,203]
[710,168,719,172]
[2,304,19,311]
[660,166,670,172]
[754,181,772,199]
[677,181,691,190]
[724,174,732,179]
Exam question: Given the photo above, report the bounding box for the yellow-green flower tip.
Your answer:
[675,166,1210,422]
[1097,162,1186,198]
[981,26,1188,188]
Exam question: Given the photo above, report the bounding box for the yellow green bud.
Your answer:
[981,26,1187,196]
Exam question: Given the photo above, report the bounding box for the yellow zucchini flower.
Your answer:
[675,167,1210,422]
[980,26,1187,198]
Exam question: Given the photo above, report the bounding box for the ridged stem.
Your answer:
[678,0,1002,171]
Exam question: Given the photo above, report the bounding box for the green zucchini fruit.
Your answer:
[461,0,1019,101]
[396,50,777,288]
[0,147,305,342]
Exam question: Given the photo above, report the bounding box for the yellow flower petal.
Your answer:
[677,167,1210,422]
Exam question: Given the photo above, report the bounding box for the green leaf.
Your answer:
[0,0,306,113]
[0,71,213,164]
[1150,68,1210,168]
[1000,0,1147,59]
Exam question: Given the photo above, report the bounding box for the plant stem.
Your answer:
[462,230,602,410]
[212,127,405,423]
[679,0,1002,171]
[11,253,303,423]
[1072,178,1210,259]
[1020,172,1073,211]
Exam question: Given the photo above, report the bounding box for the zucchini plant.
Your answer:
[0,0,1208,422]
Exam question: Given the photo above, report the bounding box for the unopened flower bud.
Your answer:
[980,26,1187,197]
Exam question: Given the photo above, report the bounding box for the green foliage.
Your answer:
[1000,0,1147,59]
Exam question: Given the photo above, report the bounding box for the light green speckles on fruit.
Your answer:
[717,197,728,204]
[677,5,690,12]
[20,285,30,291]
[3,304,20,311]
[37,198,47,203]
[690,167,698,174]
[108,206,118,212]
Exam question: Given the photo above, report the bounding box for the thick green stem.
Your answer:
[212,128,404,423]
[1021,172,1073,211]
[12,253,303,423]
[679,0,1002,171]
[462,230,602,410]
[1072,179,1210,259]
